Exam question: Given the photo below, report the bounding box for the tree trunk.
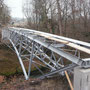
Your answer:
[56,0,63,36]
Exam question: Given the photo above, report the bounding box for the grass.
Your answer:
[0,44,47,77]
[0,44,22,76]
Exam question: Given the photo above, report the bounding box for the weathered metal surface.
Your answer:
[2,27,90,80]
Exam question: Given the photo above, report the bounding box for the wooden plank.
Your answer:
[34,32,90,55]
[65,71,74,90]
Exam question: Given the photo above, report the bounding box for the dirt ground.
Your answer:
[0,75,69,90]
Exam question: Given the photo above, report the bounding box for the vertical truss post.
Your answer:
[28,41,35,79]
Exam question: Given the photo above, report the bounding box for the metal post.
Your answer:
[28,41,35,79]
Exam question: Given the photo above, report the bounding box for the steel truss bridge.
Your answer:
[2,27,90,80]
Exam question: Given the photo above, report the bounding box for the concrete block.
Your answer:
[74,67,90,90]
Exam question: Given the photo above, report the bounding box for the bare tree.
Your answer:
[23,0,90,39]
[56,0,63,35]
[0,0,11,25]
[82,0,88,30]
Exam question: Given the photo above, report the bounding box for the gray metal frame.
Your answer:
[2,27,90,80]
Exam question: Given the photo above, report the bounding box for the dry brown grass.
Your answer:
[0,44,20,76]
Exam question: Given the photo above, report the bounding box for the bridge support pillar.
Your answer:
[74,67,90,90]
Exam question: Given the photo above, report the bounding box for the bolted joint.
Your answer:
[81,60,90,68]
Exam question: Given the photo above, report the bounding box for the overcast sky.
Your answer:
[5,0,24,18]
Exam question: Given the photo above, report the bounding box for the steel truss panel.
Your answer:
[2,27,90,80]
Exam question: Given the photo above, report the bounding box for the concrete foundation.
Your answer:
[74,67,90,90]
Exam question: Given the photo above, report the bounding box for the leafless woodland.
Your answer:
[0,0,10,25]
[23,0,90,41]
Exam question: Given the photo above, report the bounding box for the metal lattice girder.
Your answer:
[2,27,90,80]
[8,27,90,48]
[39,64,77,79]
